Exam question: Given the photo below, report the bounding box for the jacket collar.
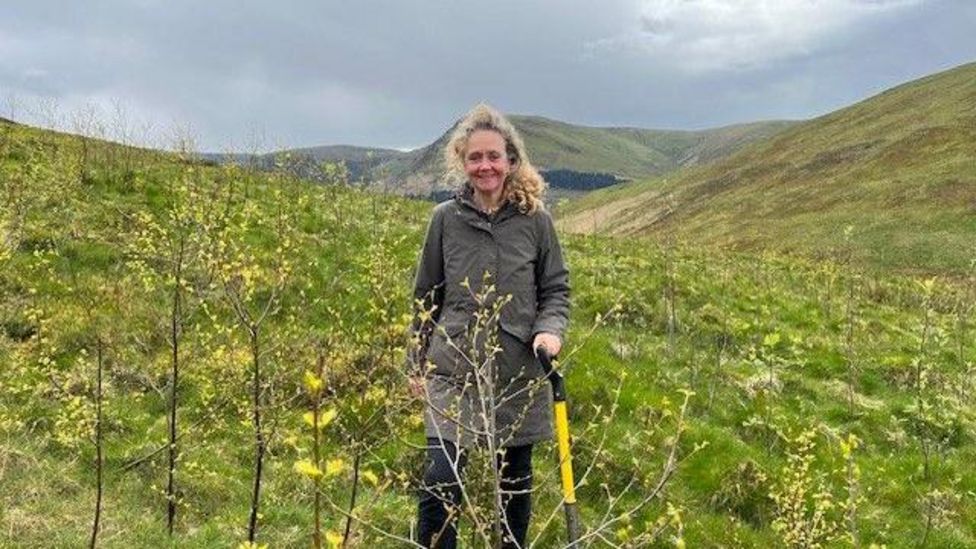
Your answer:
[454,183,519,228]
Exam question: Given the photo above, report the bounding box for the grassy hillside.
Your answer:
[2,119,976,547]
[559,62,976,275]
[260,115,793,198]
[200,145,410,188]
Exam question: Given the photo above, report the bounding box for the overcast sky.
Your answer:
[2,0,974,152]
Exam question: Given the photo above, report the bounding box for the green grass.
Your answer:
[3,114,976,547]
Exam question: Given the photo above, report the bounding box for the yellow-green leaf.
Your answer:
[303,408,337,430]
[303,370,323,394]
[362,469,379,486]
[326,530,344,548]
[293,459,323,479]
[320,408,338,427]
[325,458,345,477]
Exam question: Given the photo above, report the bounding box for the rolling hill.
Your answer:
[558,62,976,274]
[247,116,794,199]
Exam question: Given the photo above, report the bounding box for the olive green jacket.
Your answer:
[409,184,570,446]
[410,185,570,371]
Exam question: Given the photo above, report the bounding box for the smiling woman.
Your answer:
[407,103,570,548]
[444,104,548,217]
[462,130,510,212]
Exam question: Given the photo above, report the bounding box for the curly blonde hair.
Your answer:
[445,103,547,214]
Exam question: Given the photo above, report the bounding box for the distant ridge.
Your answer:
[251,116,794,198]
[559,61,976,273]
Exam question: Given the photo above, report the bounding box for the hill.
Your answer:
[558,62,976,274]
[251,115,793,198]
[2,108,975,547]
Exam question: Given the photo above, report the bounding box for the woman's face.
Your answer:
[463,130,511,196]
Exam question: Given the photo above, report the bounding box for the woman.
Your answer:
[408,103,570,548]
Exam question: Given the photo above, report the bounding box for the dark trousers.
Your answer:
[417,438,533,548]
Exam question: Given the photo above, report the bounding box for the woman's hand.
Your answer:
[532,332,562,357]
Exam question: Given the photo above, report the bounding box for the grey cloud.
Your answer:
[1,0,973,151]
[640,15,673,36]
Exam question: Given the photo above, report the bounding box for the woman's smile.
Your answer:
[464,130,511,197]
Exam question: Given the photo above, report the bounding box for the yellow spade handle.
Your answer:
[554,401,576,504]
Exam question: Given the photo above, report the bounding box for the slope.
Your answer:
[559,62,976,274]
[1,116,975,547]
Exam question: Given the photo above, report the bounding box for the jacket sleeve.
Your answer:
[407,204,446,373]
[532,210,570,341]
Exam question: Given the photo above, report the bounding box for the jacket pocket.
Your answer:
[427,321,469,376]
[499,285,537,343]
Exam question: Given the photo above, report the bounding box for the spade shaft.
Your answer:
[537,348,582,545]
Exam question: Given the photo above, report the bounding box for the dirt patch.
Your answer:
[878,126,961,167]
[933,177,976,202]
[557,190,668,235]
[792,140,884,177]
